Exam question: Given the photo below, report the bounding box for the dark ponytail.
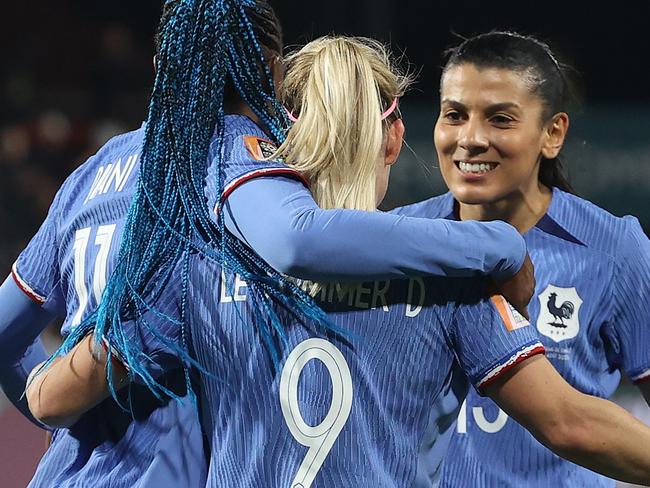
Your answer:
[539,157,574,193]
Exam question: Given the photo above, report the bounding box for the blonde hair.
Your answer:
[275,36,411,211]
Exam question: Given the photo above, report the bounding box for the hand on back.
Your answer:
[492,253,535,320]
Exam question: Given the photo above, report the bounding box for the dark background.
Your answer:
[2,1,649,272]
[0,2,649,486]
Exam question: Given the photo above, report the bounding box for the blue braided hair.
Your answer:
[54,0,345,402]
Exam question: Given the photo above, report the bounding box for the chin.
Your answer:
[449,184,503,206]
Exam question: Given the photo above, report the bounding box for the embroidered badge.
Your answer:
[536,284,582,343]
[243,136,279,161]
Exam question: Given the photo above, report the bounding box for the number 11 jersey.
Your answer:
[12,125,207,488]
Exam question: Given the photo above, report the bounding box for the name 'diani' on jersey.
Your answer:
[84,154,139,204]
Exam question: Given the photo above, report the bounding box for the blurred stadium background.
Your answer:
[1,1,648,486]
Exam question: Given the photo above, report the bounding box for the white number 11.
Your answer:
[71,224,116,327]
[279,338,353,488]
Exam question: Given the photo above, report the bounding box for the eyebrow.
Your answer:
[440,99,522,113]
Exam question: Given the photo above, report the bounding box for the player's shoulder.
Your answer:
[548,188,645,256]
[54,126,145,211]
[91,125,145,162]
[64,126,144,186]
[389,192,454,219]
[216,115,278,162]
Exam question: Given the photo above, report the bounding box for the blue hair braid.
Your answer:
[53,0,345,404]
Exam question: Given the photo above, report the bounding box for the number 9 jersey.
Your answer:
[188,256,544,487]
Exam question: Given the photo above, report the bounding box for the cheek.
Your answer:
[433,122,446,149]
[493,131,543,175]
[491,130,529,156]
[433,124,455,163]
[496,119,546,152]
[434,126,458,185]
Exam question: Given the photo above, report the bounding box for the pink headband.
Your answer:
[285,98,399,123]
[285,107,299,123]
[381,97,399,120]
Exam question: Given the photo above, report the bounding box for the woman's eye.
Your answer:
[443,111,464,122]
[491,114,514,125]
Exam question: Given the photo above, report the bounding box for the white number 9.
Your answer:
[280,338,353,488]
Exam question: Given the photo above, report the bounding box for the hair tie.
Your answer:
[285,107,299,123]
[285,98,399,124]
[380,98,399,120]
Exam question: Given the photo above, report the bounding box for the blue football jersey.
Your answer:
[13,129,140,335]
[13,125,207,488]
[187,252,543,487]
[205,115,307,213]
[396,189,650,488]
[13,115,300,487]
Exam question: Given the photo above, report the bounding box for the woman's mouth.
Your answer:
[455,160,499,175]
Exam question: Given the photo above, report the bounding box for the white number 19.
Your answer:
[279,338,353,488]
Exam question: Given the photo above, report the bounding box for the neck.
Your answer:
[458,181,552,234]
[226,100,264,127]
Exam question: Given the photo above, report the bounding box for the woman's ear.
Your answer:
[541,112,569,160]
[269,55,285,95]
[384,119,405,167]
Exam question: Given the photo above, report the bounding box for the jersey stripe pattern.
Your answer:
[16,115,305,487]
[187,251,543,487]
[206,115,307,211]
[15,124,208,488]
[397,189,650,488]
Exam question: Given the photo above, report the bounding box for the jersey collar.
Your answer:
[442,188,585,247]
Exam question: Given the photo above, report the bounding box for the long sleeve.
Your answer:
[223,176,525,282]
[0,276,54,426]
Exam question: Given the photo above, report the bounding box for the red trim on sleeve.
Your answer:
[11,263,46,305]
[218,167,310,209]
[101,339,129,374]
[478,344,546,391]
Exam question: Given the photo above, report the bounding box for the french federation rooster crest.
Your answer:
[537,285,583,343]
[546,293,575,328]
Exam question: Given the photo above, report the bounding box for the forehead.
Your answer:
[440,64,540,109]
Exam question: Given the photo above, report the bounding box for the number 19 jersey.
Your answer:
[399,190,650,488]
[188,256,544,487]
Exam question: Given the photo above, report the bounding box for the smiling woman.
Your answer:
[434,35,572,233]
[430,31,650,488]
